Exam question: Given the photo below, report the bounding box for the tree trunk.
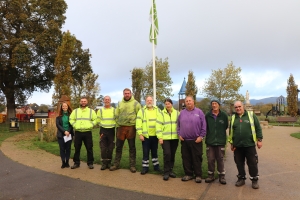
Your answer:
[5,93,16,122]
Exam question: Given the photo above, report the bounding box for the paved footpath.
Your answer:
[1,126,300,200]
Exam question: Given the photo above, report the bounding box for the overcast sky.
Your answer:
[28,0,300,105]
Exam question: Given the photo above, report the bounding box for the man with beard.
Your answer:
[177,96,206,183]
[110,88,141,173]
[69,96,97,169]
[136,95,162,175]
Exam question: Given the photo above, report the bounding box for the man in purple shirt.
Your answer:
[177,96,206,183]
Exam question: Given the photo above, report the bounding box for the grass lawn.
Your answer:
[33,127,209,178]
[290,132,300,139]
[0,122,209,178]
[0,122,35,145]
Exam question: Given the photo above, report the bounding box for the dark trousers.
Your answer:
[114,126,136,167]
[206,145,225,175]
[73,131,94,165]
[162,139,178,174]
[234,146,259,178]
[99,127,115,161]
[57,138,72,163]
[142,136,159,170]
[181,140,203,177]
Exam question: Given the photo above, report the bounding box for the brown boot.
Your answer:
[251,177,259,189]
[101,160,107,170]
[205,174,215,183]
[219,174,226,185]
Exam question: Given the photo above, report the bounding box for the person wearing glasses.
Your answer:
[228,100,263,189]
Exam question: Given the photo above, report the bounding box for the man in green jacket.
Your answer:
[205,99,228,184]
[110,88,141,173]
[69,96,97,169]
[228,101,263,189]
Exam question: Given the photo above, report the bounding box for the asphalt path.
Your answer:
[0,151,176,200]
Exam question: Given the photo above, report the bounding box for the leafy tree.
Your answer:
[52,31,76,105]
[71,73,100,109]
[97,95,104,106]
[0,92,6,113]
[52,31,93,105]
[286,74,298,117]
[38,104,49,113]
[196,98,211,114]
[0,0,67,120]
[202,61,244,106]
[252,103,273,115]
[185,70,198,101]
[131,68,144,103]
[142,57,173,103]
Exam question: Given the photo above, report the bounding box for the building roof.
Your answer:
[178,78,186,95]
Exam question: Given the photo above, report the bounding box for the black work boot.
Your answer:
[235,175,246,187]
[65,160,70,168]
[219,174,226,185]
[61,161,66,169]
[251,177,259,189]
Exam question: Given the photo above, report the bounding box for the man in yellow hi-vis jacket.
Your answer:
[69,97,97,169]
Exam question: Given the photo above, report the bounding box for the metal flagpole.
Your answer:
[151,0,156,106]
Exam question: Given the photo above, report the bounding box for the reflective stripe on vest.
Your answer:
[72,108,93,125]
[98,107,116,128]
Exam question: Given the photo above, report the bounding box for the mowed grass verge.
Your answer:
[0,122,209,178]
[33,128,209,178]
[290,132,300,139]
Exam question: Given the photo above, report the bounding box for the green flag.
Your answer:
[149,0,159,45]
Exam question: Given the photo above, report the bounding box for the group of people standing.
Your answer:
[56,88,263,189]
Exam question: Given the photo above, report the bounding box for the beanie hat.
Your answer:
[211,99,220,105]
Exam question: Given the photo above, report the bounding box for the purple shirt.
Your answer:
[177,107,206,140]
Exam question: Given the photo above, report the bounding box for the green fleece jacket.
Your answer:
[205,109,228,146]
[230,110,263,147]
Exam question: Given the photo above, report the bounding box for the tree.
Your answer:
[142,57,173,103]
[38,104,49,113]
[196,98,211,114]
[286,74,298,117]
[202,61,244,105]
[131,67,144,103]
[97,95,104,106]
[52,31,93,105]
[252,102,273,115]
[185,70,198,101]
[0,92,6,113]
[71,73,100,109]
[0,0,67,120]
[52,31,76,105]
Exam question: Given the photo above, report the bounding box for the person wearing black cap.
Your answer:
[205,99,228,184]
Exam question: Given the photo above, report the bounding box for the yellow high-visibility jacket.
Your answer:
[69,107,97,132]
